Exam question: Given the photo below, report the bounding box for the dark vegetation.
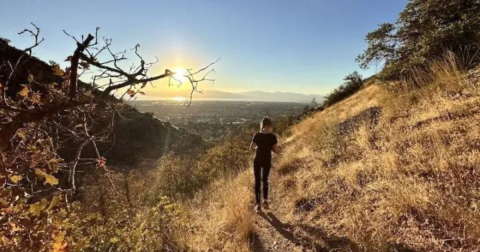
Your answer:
[0,25,214,250]
[321,0,480,109]
[357,0,480,80]
[322,71,364,107]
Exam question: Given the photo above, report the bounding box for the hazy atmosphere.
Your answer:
[1,0,408,99]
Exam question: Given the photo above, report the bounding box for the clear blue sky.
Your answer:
[1,0,408,95]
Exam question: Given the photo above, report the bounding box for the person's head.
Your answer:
[260,117,273,132]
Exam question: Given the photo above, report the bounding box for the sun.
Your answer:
[172,68,189,83]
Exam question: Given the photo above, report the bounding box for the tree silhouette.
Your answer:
[357,0,480,79]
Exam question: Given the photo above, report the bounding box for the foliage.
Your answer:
[0,58,117,252]
[323,71,364,107]
[148,129,253,200]
[0,72,188,251]
[0,37,11,44]
[0,24,216,251]
[62,128,257,251]
[357,0,480,79]
[273,115,297,136]
[69,193,183,252]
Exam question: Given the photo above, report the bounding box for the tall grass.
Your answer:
[74,55,480,251]
[72,128,257,251]
[182,172,255,251]
[274,55,480,251]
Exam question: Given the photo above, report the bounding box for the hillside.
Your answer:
[180,61,480,251]
[0,40,209,165]
[4,37,480,251]
[0,39,211,251]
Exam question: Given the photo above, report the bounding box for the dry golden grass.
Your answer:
[125,55,480,251]
[273,57,480,251]
[180,171,255,251]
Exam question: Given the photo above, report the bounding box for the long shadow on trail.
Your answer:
[258,212,325,251]
[296,223,360,251]
[258,212,304,245]
[251,232,268,252]
[297,224,418,252]
[258,212,361,251]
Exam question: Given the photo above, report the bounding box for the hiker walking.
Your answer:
[249,117,281,213]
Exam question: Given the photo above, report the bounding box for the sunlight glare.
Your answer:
[172,96,186,101]
[172,68,189,83]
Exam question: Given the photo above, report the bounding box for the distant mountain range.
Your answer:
[198,90,324,103]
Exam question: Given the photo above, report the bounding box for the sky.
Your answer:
[0,0,409,98]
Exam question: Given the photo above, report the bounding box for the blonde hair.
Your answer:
[260,117,273,131]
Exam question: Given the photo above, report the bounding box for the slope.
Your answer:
[179,60,480,252]
[252,84,383,252]
[260,64,480,251]
[0,40,209,166]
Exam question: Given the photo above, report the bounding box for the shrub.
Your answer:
[0,37,11,44]
[323,71,364,107]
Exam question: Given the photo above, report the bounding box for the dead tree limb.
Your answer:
[69,34,95,99]
[2,23,44,108]
[69,138,90,191]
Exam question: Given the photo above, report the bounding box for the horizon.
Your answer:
[132,98,313,103]
[134,88,324,102]
[0,0,409,99]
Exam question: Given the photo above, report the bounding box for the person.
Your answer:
[249,117,281,213]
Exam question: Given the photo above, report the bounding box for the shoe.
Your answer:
[255,204,262,213]
[263,200,269,210]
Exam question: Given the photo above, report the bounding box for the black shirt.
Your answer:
[252,132,278,163]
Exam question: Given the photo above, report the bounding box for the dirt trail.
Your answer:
[251,172,357,252]
[252,192,305,252]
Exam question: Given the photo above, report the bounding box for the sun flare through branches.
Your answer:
[172,68,189,83]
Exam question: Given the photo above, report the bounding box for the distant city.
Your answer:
[136,90,324,103]
[132,100,315,142]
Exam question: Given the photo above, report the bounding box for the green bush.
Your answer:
[147,130,253,200]
[323,71,364,107]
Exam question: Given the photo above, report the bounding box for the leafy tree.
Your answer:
[323,71,364,107]
[0,37,11,44]
[357,0,480,79]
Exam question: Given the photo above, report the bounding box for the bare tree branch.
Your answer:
[2,23,44,109]
[77,35,218,100]
[1,25,220,198]
[68,34,95,99]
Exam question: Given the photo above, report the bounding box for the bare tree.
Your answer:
[0,24,218,194]
[60,28,219,104]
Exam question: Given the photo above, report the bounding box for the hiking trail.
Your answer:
[251,172,358,252]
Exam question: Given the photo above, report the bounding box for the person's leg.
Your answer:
[253,161,262,205]
[262,162,271,201]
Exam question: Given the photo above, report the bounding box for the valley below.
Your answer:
[132,100,313,143]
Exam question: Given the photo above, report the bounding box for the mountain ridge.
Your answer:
[147,89,324,103]
[204,90,323,102]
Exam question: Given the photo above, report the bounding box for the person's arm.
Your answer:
[272,135,280,154]
[272,143,281,154]
[249,133,257,153]
[249,141,257,153]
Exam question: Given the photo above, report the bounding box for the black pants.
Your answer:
[253,159,271,205]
